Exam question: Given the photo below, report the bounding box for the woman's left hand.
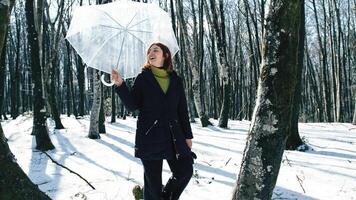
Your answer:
[185,139,192,149]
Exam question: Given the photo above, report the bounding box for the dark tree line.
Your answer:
[0,0,354,131]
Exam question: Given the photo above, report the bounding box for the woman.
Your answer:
[111,42,194,200]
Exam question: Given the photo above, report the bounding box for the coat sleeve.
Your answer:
[177,78,193,139]
[114,74,142,112]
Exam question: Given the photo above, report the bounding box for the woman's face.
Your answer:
[147,45,164,67]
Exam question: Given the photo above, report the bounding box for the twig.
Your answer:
[225,157,232,166]
[284,155,292,167]
[202,161,212,166]
[42,151,95,190]
[296,175,305,193]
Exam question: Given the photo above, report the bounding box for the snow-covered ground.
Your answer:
[2,115,356,200]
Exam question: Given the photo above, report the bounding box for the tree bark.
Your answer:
[353,96,356,125]
[232,0,303,199]
[77,56,86,117]
[43,0,65,129]
[63,32,78,117]
[111,87,116,123]
[1,0,50,197]
[26,0,55,151]
[286,0,305,150]
[88,69,101,139]
[0,125,51,199]
[312,0,331,122]
[0,30,7,120]
[10,10,20,119]
[99,81,106,133]
[332,0,343,122]
[188,0,212,127]
[175,0,209,126]
[208,0,231,128]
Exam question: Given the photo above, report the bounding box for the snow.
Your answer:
[0,0,9,7]
[2,115,356,200]
[270,68,277,75]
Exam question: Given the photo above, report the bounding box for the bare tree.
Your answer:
[0,31,7,120]
[88,70,102,139]
[353,96,356,125]
[88,0,112,138]
[42,0,65,129]
[175,0,212,127]
[207,0,231,128]
[232,0,304,199]
[0,0,50,198]
[286,0,306,150]
[26,0,55,150]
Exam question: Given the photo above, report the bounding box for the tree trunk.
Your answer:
[99,81,106,133]
[111,87,116,123]
[243,0,257,120]
[353,96,356,125]
[0,0,14,120]
[305,45,323,122]
[47,60,65,129]
[174,0,206,126]
[0,31,7,120]
[332,0,343,122]
[88,69,101,139]
[286,1,305,150]
[312,0,331,122]
[0,124,51,199]
[26,0,54,151]
[77,56,86,117]
[184,0,212,127]
[65,54,71,117]
[232,0,303,199]
[10,11,20,119]
[43,0,65,129]
[69,65,78,118]
[64,36,78,118]
[208,0,231,128]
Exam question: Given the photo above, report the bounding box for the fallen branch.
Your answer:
[225,157,232,166]
[42,151,95,190]
[296,175,305,193]
[202,161,212,166]
[284,155,292,167]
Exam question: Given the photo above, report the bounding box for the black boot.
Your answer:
[161,176,179,200]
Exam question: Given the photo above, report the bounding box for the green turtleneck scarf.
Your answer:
[151,65,170,93]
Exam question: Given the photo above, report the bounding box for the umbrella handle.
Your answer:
[100,74,115,87]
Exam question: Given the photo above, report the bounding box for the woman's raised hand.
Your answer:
[111,69,124,86]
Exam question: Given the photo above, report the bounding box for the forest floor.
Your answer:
[2,114,356,200]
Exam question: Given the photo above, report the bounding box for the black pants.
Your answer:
[141,156,193,200]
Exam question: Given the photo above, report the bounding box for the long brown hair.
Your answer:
[143,43,173,73]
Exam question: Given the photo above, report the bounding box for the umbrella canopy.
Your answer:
[65,0,179,81]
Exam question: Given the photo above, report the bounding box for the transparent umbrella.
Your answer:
[65,0,179,86]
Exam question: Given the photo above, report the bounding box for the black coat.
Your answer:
[114,68,193,160]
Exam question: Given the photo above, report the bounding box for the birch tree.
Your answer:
[88,0,111,139]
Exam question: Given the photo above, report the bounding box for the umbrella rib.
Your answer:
[126,31,147,46]
[99,10,126,29]
[99,24,125,31]
[125,11,139,29]
[127,18,149,30]
[115,32,127,69]
[127,29,152,34]
[88,30,124,65]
